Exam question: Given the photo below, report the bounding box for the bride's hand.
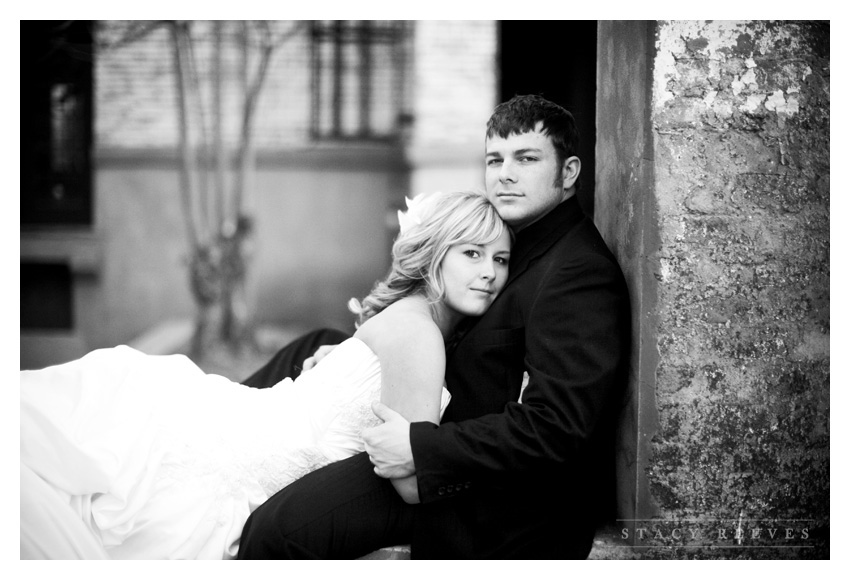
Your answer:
[302,344,337,371]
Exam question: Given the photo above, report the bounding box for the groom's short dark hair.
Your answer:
[486,94,581,190]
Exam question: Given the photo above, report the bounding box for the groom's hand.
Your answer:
[363,402,415,479]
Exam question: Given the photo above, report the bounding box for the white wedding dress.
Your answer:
[20,338,449,559]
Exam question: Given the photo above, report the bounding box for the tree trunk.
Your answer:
[104,21,285,360]
[169,20,291,358]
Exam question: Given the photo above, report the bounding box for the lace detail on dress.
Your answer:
[334,394,383,442]
[319,378,383,463]
[154,413,342,511]
[252,447,331,497]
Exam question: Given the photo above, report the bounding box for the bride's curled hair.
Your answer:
[348,190,508,327]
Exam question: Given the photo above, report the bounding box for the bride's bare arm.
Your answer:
[355,306,446,504]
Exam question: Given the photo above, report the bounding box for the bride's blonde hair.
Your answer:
[348,190,509,327]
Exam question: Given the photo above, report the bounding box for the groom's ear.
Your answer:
[561,156,581,192]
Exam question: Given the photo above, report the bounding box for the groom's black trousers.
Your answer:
[241,328,350,388]
[238,328,417,559]
[238,452,416,558]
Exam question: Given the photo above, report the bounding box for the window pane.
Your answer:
[340,42,362,136]
[369,43,397,135]
[317,40,336,136]
[310,20,405,140]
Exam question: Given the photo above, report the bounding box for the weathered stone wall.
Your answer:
[597,20,829,558]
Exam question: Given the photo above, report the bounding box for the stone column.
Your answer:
[596,20,829,558]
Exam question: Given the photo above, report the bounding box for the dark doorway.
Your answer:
[498,21,597,218]
[21,20,94,226]
[21,262,74,330]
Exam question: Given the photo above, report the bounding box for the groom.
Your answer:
[238,94,630,559]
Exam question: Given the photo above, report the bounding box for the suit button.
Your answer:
[465,481,472,489]
[438,486,446,496]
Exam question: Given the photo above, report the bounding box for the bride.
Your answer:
[20,190,512,559]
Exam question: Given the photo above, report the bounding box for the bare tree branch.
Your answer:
[232,21,277,219]
[212,21,226,233]
[182,23,214,241]
[170,21,203,249]
[96,20,170,52]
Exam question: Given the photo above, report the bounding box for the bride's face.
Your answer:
[439,228,511,318]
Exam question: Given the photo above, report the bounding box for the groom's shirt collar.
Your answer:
[511,195,584,267]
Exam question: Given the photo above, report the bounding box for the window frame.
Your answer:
[309,20,407,142]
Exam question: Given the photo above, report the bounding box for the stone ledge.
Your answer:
[357,531,632,560]
[359,545,411,560]
[127,318,194,355]
[21,228,103,276]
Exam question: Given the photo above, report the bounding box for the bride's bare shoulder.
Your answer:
[354,297,442,353]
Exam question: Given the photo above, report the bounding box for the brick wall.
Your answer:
[95,21,315,150]
[407,20,497,194]
[411,20,496,149]
[95,20,497,155]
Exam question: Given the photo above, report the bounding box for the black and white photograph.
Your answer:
[16,12,835,565]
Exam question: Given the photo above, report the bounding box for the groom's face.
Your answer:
[484,123,570,232]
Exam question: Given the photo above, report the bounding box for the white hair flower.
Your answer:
[397,193,438,234]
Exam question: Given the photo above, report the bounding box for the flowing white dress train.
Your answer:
[20,338,449,559]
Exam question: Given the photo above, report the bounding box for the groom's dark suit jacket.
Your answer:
[409,195,630,559]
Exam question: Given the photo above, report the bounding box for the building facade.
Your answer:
[21,20,497,369]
